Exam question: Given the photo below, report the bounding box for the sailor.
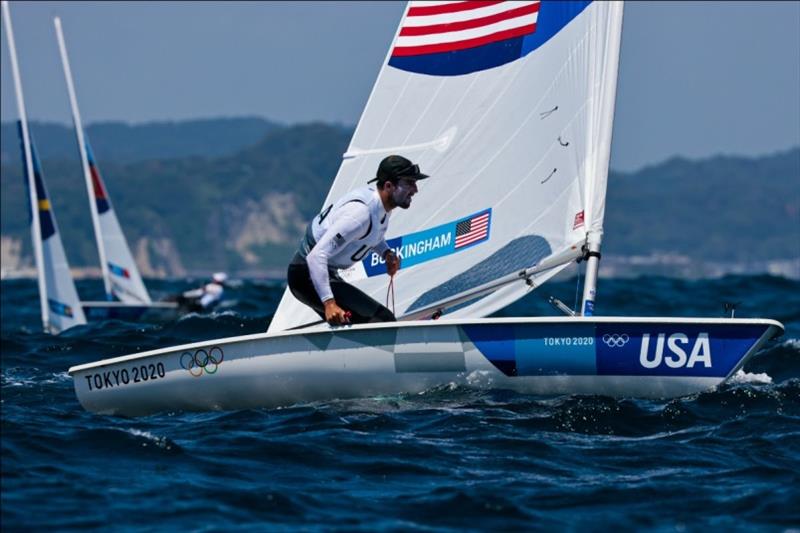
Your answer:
[180,272,227,312]
[287,155,429,325]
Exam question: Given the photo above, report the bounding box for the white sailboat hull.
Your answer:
[69,316,783,416]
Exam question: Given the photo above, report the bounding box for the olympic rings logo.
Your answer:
[602,334,630,348]
[180,346,224,377]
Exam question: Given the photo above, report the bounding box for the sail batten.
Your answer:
[269,1,623,333]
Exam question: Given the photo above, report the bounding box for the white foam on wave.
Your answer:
[409,370,494,397]
[1,374,35,387]
[41,371,71,384]
[125,428,173,450]
[465,370,495,388]
[728,369,772,385]
[3,370,78,387]
[780,338,800,350]
[177,308,239,322]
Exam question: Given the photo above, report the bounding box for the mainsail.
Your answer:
[269,1,623,332]
[54,17,151,304]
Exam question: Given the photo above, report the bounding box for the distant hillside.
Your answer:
[604,149,800,263]
[1,122,353,276]
[1,118,797,278]
[0,117,280,165]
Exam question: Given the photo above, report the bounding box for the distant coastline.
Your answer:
[2,119,798,280]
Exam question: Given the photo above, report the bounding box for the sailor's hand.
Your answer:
[384,250,400,276]
[324,299,350,325]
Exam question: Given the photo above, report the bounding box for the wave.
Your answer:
[2,275,799,530]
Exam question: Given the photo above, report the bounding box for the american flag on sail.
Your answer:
[392,1,541,57]
[455,210,491,249]
[573,210,585,230]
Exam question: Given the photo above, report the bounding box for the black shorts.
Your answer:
[287,260,395,325]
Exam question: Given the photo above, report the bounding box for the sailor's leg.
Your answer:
[329,278,396,324]
[286,263,326,320]
[287,261,395,324]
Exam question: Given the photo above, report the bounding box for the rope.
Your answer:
[386,274,396,315]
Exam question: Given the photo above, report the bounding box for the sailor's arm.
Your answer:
[182,288,204,299]
[322,299,348,325]
[372,240,399,276]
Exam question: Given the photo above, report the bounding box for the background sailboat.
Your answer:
[54,17,178,321]
[68,0,783,416]
[3,1,86,334]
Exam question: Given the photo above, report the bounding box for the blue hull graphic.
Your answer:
[463,322,774,379]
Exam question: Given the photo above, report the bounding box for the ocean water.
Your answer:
[2,275,799,531]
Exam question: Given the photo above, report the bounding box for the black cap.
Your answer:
[368,155,429,184]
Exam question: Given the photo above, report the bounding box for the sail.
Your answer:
[269,1,623,332]
[4,1,86,333]
[20,125,88,333]
[84,138,152,304]
[54,17,151,304]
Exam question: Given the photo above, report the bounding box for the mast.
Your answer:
[580,232,601,316]
[3,1,49,331]
[580,2,625,317]
[54,16,113,299]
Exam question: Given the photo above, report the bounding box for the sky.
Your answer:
[1,1,798,172]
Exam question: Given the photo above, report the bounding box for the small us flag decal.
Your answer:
[455,209,491,249]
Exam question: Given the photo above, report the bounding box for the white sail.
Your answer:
[54,17,151,304]
[269,0,623,332]
[23,132,89,332]
[3,1,86,333]
[83,139,152,304]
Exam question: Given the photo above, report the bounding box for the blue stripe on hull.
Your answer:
[463,322,770,379]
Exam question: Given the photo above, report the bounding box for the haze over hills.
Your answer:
[1,118,798,279]
[0,117,280,164]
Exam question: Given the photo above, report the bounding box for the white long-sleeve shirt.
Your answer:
[301,187,391,302]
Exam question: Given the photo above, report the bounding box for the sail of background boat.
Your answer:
[54,17,152,306]
[3,0,87,333]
